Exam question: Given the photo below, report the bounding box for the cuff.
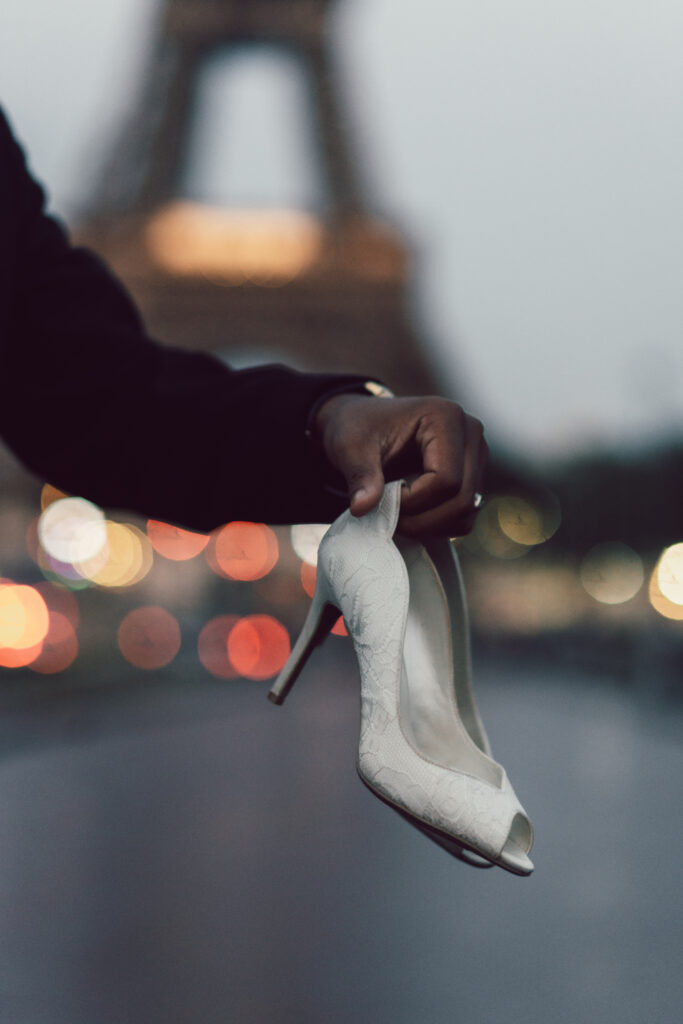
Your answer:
[305,379,395,499]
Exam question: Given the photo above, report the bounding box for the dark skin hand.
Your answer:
[314,394,488,538]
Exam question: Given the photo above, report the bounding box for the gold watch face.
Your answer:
[364,381,394,398]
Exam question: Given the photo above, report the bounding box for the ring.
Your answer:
[473,492,485,509]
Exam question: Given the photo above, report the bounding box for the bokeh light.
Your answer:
[579,543,644,605]
[38,497,107,565]
[208,522,279,581]
[197,615,240,679]
[0,583,49,650]
[468,493,560,558]
[0,641,43,669]
[77,522,153,588]
[40,483,68,511]
[655,542,683,606]
[471,499,530,559]
[147,520,210,561]
[38,549,91,590]
[649,544,683,621]
[117,606,181,669]
[30,612,78,674]
[290,524,328,566]
[227,614,290,679]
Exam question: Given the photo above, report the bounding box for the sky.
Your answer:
[1,0,682,459]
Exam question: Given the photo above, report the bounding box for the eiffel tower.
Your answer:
[78,0,437,394]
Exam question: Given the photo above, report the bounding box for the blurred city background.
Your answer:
[0,2,681,1023]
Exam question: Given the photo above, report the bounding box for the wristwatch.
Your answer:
[305,380,395,440]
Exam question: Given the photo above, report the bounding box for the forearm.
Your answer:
[0,108,366,528]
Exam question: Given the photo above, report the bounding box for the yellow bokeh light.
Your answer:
[472,499,530,559]
[497,497,544,546]
[75,522,153,588]
[649,545,683,621]
[496,492,561,547]
[656,542,683,606]
[579,543,644,605]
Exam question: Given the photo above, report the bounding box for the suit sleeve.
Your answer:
[0,109,368,529]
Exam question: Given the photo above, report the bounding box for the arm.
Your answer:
[0,108,368,529]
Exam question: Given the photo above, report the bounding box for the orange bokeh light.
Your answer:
[0,583,50,650]
[40,483,68,510]
[209,522,279,581]
[197,615,240,679]
[0,642,43,669]
[227,615,290,680]
[147,520,210,561]
[117,606,181,670]
[299,563,347,636]
[30,612,79,674]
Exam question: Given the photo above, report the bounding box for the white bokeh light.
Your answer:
[38,497,107,565]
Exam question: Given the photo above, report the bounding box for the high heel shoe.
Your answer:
[269,481,534,876]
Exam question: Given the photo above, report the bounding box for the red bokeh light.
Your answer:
[147,520,210,561]
[208,522,278,581]
[30,612,79,674]
[118,606,181,670]
[227,614,290,680]
[197,614,240,679]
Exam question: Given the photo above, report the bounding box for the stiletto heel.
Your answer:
[268,584,340,705]
[269,481,534,875]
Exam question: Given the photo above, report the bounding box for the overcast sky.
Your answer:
[1,0,682,459]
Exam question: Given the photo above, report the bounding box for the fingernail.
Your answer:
[352,487,368,503]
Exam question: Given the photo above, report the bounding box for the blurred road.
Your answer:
[1,647,681,1024]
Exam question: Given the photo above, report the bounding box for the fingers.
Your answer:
[398,411,488,537]
[315,390,488,537]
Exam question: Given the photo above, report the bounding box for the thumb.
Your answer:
[342,448,386,517]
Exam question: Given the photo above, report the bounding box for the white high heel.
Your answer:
[269,481,534,875]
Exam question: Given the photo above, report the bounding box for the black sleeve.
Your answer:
[0,108,369,529]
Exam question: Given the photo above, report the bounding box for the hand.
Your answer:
[314,393,488,538]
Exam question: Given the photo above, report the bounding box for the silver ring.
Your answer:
[473,492,485,509]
